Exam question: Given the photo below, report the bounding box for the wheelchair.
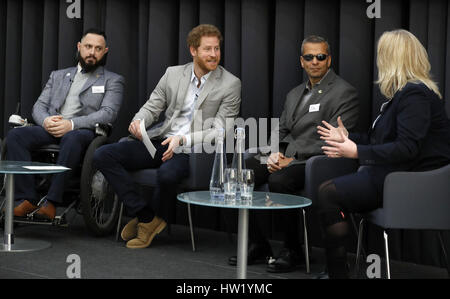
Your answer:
[0,120,120,236]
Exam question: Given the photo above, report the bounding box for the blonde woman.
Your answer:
[315,29,450,278]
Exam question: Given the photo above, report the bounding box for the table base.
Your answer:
[0,238,51,253]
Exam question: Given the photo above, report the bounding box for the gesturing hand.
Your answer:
[321,129,358,159]
[317,116,348,143]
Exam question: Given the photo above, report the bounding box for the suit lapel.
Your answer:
[288,84,306,123]
[194,68,220,111]
[59,67,78,108]
[79,66,104,94]
[174,64,192,111]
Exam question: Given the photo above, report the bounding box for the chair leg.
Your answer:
[350,214,367,258]
[355,218,365,277]
[383,230,391,279]
[187,203,196,252]
[115,202,124,242]
[302,209,310,274]
[437,231,450,278]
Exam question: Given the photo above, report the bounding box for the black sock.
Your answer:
[136,206,154,223]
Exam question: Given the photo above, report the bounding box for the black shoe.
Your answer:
[228,242,273,266]
[266,247,304,273]
[313,270,329,279]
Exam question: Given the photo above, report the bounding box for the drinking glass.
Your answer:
[224,168,237,203]
[239,169,255,201]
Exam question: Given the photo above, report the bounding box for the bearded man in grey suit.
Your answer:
[228,35,359,273]
[9,28,124,220]
[93,24,241,249]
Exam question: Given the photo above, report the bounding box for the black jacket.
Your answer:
[351,82,450,172]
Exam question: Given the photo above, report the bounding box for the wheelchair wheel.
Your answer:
[80,136,120,236]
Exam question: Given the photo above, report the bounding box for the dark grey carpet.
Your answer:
[0,209,448,279]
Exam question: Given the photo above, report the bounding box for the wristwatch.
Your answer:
[178,136,184,146]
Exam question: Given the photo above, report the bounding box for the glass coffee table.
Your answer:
[0,161,69,252]
[177,191,312,279]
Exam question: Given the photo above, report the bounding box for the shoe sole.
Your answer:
[126,221,167,249]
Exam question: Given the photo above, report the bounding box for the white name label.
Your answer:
[309,104,320,112]
[92,86,105,94]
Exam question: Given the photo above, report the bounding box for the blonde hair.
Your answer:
[376,29,442,99]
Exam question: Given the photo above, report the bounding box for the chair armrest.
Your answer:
[95,123,113,137]
[304,155,359,200]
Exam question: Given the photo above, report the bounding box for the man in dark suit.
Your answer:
[228,35,359,273]
[7,28,124,220]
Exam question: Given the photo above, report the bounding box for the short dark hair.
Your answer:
[301,35,330,55]
[187,24,223,49]
[81,28,107,43]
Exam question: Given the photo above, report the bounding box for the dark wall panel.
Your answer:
[4,0,22,120]
[339,0,374,131]
[272,0,303,118]
[241,0,271,119]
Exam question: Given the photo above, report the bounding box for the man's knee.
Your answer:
[6,127,28,146]
[157,164,188,186]
[93,145,112,169]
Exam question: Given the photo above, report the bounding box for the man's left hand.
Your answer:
[161,135,184,162]
[46,119,72,138]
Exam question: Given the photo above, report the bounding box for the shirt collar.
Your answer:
[306,69,331,91]
[77,64,82,74]
[191,66,211,88]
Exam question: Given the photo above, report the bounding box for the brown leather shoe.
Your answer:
[14,200,39,217]
[36,200,56,220]
[126,216,167,249]
[121,217,139,241]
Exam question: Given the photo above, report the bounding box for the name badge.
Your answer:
[92,86,105,94]
[309,104,320,112]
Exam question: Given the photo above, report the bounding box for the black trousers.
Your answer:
[6,126,95,204]
[246,156,306,250]
[93,139,189,222]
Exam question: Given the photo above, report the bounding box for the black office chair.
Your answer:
[0,123,120,236]
[355,163,450,279]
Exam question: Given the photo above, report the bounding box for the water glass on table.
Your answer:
[239,169,255,201]
[224,168,237,203]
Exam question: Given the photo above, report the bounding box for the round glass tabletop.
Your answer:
[0,161,70,174]
[177,191,311,210]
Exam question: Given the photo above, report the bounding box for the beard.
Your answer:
[76,51,108,73]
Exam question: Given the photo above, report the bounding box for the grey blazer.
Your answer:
[274,69,359,164]
[32,66,125,130]
[133,62,241,145]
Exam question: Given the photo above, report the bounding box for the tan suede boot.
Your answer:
[121,217,139,241]
[36,200,56,220]
[126,216,167,249]
[14,200,38,217]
